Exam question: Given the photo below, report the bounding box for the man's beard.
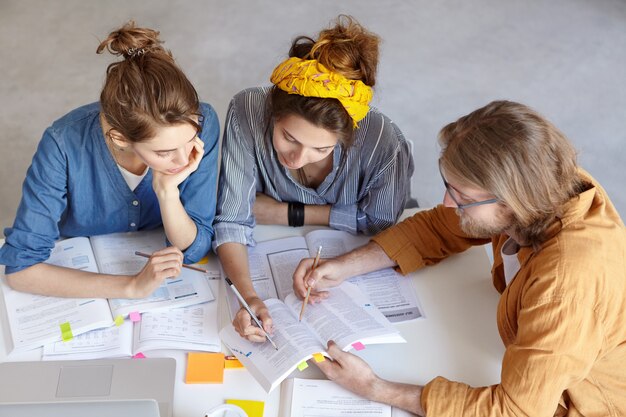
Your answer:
[457,208,514,239]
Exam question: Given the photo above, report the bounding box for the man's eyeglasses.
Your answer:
[438,162,498,210]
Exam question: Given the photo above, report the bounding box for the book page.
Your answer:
[133,301,220,353]
[219,299,327,392]
[285,378,392,417]
[225,236,309,319]
[42,321,133,360]
[285,282,405,350]
[89,230,215,316]
[304,229,424,323]
[0,237,114,352]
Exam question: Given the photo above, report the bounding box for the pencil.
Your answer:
[299,246,322,322]
[134,251,214,276]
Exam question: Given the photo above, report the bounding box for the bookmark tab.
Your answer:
[114,315,124,326]
[352,342,365,351]
[225,399,265,417]
[185,352,225,384]
[224,355,244,369]
[297,360,309,371]
[129,311,141,322]
[197,256,209,264]
[132,352,146,359]
[312,353,325,362]
[60,322,73,342]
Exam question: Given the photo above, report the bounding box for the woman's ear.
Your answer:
[107,129,131,152]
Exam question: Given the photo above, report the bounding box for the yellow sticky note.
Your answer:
[297,360,308,371]
[224,356,244,369]
[312,353,325,362]
[114,315,124,326]
[185,352,224,384]
[226,399,265,417]
[60,322,73,342]
[197,256,209,264]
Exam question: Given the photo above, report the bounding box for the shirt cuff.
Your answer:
[371,221,426,275]
[329,204,358,234]
[181,225,213,264]
[212,222,256,252]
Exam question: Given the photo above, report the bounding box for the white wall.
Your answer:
[1,0,624,229]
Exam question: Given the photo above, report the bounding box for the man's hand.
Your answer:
[292,257,346,303]
[129,246,183,298]
[316,341,425,416]
[253,193,287,225]
[233,296,274,343]
[316,341,381,398]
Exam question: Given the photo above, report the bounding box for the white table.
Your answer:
[0,211,505,416]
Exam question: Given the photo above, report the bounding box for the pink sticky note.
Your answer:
[129,311,141,322]
[352,342,365,351]
[132,352,146,359]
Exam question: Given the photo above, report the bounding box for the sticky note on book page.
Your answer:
[185,352,224,384]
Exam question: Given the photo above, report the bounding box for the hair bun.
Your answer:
[293,15,380,87]
[97,20,169,59]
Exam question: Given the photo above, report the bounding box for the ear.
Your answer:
[107,129,131,151]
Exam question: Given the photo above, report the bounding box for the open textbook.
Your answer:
[0,229,214,353]
[225,229,423,323]
[42,301,220,360]
[220,282,406,393]
[279,378,417,417]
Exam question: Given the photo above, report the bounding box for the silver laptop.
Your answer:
[0,358,175,417]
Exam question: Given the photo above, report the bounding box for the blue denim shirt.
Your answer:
[0,102,220,273]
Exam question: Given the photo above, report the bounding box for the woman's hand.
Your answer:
[152,137,204,196]
[233,296,274,343]
[128,246,183,298]
[292,257,346,303]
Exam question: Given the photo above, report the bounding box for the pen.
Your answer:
[134,251,217,277]
[299,246,322,322]
[224,277,279,350]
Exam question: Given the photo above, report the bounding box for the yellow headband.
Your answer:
[270,57,373,128]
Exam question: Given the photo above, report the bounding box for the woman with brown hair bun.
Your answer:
[0,21,220,299]
[214,15,415,342]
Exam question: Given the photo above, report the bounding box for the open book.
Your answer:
[279,378,417,417]
[42,301,220,360]
[219,282,406,393]
[0,229,214,353]
[225,229,423,323]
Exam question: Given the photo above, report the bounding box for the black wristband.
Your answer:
[288,202,305,227]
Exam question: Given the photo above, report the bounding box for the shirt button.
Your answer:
[132,200,139,206]
[130,223,136,227]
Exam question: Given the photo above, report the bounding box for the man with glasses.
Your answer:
[293,100,626,416]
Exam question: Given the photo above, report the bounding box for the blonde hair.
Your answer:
[97,21,200,142]
[439,100,585,247]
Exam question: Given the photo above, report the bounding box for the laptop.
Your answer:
[0,358,175,417]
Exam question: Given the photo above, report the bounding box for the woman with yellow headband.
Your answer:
[214,15,414,342]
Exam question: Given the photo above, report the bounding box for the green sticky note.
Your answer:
[225,399,265,417]
[60,322,73,342]
[297,360,308,371]
[114,315,124,326]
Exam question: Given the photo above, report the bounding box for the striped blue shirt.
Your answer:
[214,87,414,247]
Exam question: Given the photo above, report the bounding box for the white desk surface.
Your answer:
[0,210,505,417]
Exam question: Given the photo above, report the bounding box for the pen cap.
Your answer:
[225,277,233,286]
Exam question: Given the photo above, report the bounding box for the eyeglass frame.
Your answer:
[438,161,499,210]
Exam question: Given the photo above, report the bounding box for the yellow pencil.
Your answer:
[299,246,322,321]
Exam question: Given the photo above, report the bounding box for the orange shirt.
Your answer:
[372,172,626,416]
